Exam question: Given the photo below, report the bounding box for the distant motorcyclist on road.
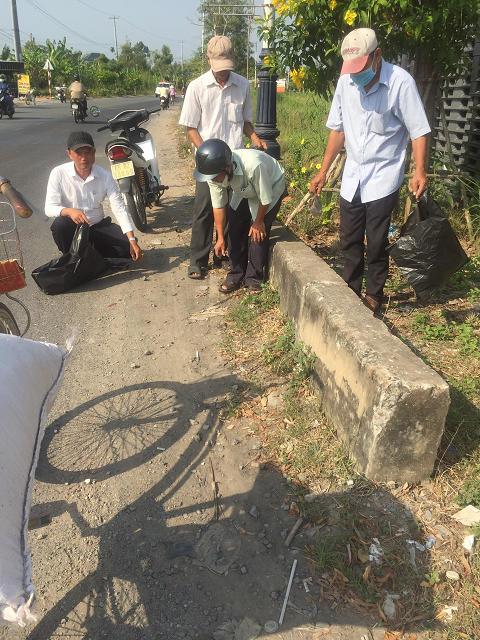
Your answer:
[0,74,14,111]
[169,84,176,106]
[158,84,169,106]
[68,74,88,118]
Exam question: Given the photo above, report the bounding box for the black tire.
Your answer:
[74,109,79,123]
[0,302,20,335]
[7,109,13,118]
[121,179,147,232]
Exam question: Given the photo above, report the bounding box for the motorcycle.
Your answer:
[160,95,169,110]
[98,108,168,232]
[71,98,86,123]
[0,89,15,119]
[57,89,66,103]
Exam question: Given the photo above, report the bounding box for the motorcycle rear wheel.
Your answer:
[121,180,147,232]
[74,109,79,123]
[0,302,20,335]
[8,109,13,118]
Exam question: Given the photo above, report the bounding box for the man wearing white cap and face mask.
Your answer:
[310,28,430,312]
[180,35,268,280]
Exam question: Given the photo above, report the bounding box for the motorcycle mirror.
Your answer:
[90,106,101,117]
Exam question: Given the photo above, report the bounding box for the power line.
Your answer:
[24,0,109,46]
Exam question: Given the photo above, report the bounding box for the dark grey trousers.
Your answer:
[340,185,399,300]
[51,216,131,258]
[225,195,284,287]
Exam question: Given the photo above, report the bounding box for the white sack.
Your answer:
[0,334,68,627]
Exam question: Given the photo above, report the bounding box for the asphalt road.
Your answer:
[0,94,162,341]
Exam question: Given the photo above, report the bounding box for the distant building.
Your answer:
[84,53,102,63]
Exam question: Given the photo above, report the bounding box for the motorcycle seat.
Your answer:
[105,139,145,157]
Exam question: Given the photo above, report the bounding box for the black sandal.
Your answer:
[188,266,206,280]
[246,282,262,294]
[219,279,241,294]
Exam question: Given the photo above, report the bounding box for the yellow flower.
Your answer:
[301,167,307,173]
[290,181,296,188]
[329,0,337,8]
[316,163,322,169]
[344,10,357,25]
[310,162,314,168]
[297,17,303,25]
[307,182,311,187]
[298,67,306,78]
[245,143,251,148]
[301,138,305,144]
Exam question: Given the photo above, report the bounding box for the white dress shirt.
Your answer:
[45,162,134,234]
[326,60,431,203]
[179,70,253,150]
[208,150,286,221]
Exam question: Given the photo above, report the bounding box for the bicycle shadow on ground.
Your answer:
[21,379,449,640]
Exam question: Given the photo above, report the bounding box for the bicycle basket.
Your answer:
[0,201,26,294]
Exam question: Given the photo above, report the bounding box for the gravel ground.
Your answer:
[1,106,391,640]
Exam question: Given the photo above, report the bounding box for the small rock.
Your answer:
[240,566,248,574]
[144,350,153,356]
[423,510,434,521]
[249,505,259,518]
[202,423,211,431]
[446,570,460,581]
[194,434,202,442]
[304,493,319,503]
[84,478,91,484]
[130,363,139,369]
[199,285,209,292]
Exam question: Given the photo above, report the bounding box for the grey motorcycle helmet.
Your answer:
[193,139,233,182]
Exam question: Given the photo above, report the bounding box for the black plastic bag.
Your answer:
[386,192,469,301]
[32,223,110,295]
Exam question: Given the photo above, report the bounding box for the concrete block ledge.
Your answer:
[268,225,450,483]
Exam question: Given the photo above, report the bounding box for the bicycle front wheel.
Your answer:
[0,302,20,335]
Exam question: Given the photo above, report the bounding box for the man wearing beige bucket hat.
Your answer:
[180,35,267,279]
[310,28,430,312]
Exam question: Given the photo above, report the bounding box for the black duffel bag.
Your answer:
[32,223,111,295]
[386,192,469,301]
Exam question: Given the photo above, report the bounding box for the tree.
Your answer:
[151,45,174,79]
[262,0,479,127]
[22,39,47,88]
[1,45,12,61]
[198,0,254,78]
[118,40,150,71]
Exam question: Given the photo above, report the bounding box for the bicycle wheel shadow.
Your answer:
[22,378,441,640]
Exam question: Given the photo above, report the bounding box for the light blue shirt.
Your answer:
[208,149,286,220]
[326,60,430,203]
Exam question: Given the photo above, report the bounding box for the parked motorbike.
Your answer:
[0,89,15,119]
[71,98,86,123]
[98,108,168,232]
[160,95,169,110]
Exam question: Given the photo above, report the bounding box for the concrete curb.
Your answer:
[268,224,450,483]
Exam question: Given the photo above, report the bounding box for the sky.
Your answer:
[1,0,264,64]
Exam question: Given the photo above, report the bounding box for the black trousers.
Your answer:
[189,181,228,271]
[225,195,283,287]
[340,185,399,300]
[51,216,131,258]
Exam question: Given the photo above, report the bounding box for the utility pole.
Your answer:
[110,16,119,59]
[10,0,22,62]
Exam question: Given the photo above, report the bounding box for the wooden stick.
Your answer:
[284,517,303,547]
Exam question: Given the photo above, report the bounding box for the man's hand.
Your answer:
[214,237,226,258]
[129,241,144,261]
[249,218,266,243]
[62,208,89,225]
[257,139,268,151]
[310,172,327,195]
[412,169,427,200]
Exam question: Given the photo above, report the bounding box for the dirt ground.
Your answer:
[0,106,393,640]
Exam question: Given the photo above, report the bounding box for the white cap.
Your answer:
[340,28,377,75]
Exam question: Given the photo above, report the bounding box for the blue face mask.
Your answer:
[351,59,377,86]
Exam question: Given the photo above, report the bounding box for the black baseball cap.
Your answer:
[67,131,95,152]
